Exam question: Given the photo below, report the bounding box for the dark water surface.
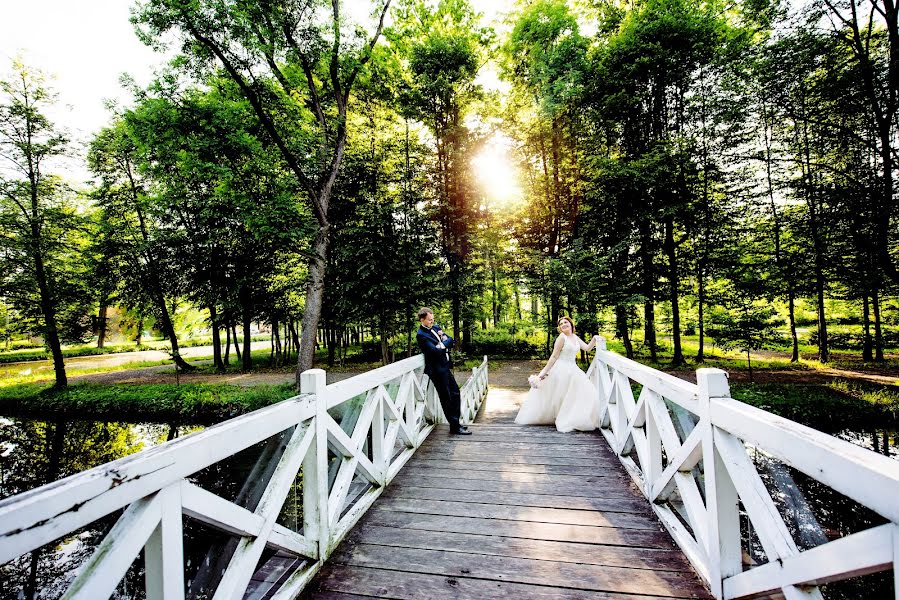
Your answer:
[0,416,304,600]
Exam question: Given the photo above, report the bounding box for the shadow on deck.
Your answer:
[303,387,713,599]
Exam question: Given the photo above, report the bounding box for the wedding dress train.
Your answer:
[515,334,600,432]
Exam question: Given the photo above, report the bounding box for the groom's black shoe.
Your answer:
[450,425,472,435]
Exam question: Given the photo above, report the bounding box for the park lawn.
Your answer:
[730,381,899,431]
[0,381,296,423]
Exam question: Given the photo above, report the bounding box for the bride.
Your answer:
[515,316,600,432]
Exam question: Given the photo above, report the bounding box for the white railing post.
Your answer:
[301,369,330,561]
[144,484,184,600]
[697,368,740,600]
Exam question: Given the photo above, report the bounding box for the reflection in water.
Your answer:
[748,434,896,600]
[0,418,194,600]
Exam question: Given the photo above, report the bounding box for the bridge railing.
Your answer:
[588,336,899,600]
[0,355,489,600]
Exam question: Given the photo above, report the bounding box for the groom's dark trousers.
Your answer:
[417,325,462,429]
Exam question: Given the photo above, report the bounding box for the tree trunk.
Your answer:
[873,288,885,362]
[97,303,108,349]
[788,290,799,362]
[697,264,705,362]
[746,349,753,383]
[152,288,194,371]
[241,292,252,372]
[290,319,300,358]
[863,294,874,361]
[296,230,328,384]
[232,324,241,362]
[616,305,633,359]
[273,317,282,366]
[210,305,224,372]
[224,325,231,366]
[664,215,684,366]
[640,219,657,362]
[33,247,67,388]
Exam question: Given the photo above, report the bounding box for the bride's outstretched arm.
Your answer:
[578,335,597,352]
[538,335,565,379]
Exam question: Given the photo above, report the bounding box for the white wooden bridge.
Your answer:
[1,339,898,599]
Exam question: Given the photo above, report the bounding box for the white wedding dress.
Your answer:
[515,334,600,432]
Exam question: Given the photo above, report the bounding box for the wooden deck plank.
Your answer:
[308,566,692,600]
[383,484,652,513]
[303,386,712,600]
[373,496,661,529]
[407,457,619,475]
[345,525,693,571]
[389,472,641,498]
[361,508,677,548]
[328,544,711,598]
[397,464,629,484]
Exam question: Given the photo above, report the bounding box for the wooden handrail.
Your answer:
[589,335,899,600]
[0,356,490,600]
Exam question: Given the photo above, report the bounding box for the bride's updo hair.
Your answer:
[557,316,575,333]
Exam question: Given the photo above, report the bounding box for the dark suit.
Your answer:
[417,324,462,429]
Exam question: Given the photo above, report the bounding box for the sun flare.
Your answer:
[473,133,523,209]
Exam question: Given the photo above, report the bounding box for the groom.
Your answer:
[416,307,471,435]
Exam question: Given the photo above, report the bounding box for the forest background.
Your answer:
[1,0,899,434]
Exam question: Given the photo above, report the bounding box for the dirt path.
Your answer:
[48,357,899,389]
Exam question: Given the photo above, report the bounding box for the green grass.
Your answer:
[0,382,296,423]
[0,335,273,364]
[730,382,899,432]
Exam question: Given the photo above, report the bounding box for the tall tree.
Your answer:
[0,59,83,388]
[133,0,393,384]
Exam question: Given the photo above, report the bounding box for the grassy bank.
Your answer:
[730,381,899,432]
[0,382,296,423]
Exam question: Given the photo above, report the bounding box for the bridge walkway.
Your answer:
[305,387,713,599]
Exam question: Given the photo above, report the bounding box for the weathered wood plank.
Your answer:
[428,430,602,444]
[304,386,711,600]
[346,525,692,571]
[328,544,712,598]
[418,441,620,458]
[397,464,628,484]
[383,485,651,513]
[407,458,617,475]
[374,496,661,530]
[388,472,641,498]
[309,565,692,600]
[411,450,610,467]
[362,509,676,549]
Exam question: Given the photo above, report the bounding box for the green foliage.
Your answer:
[731,382,899,431]
[0,383,295,423]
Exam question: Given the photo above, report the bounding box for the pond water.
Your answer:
[0,416,306,600]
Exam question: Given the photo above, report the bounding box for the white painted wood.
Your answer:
[723,523,893,598]
[302,369,330,564]
[597,350,699,410]
[145,484,184,600]
[62,491,163,600]
[324,354,424,409]
[213,420,314,600]
[589,345,898,600]
[650,426,702,502]
[712,443,742,586]
[675,472,708,551]
[698,368,727,600]
[653,503,711,584]
[180,481,264,538]
[0,397,314,564]
[711,398,899,524]
[894,524,899,600]
[1,355,488,600]
[714,429,798,562]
